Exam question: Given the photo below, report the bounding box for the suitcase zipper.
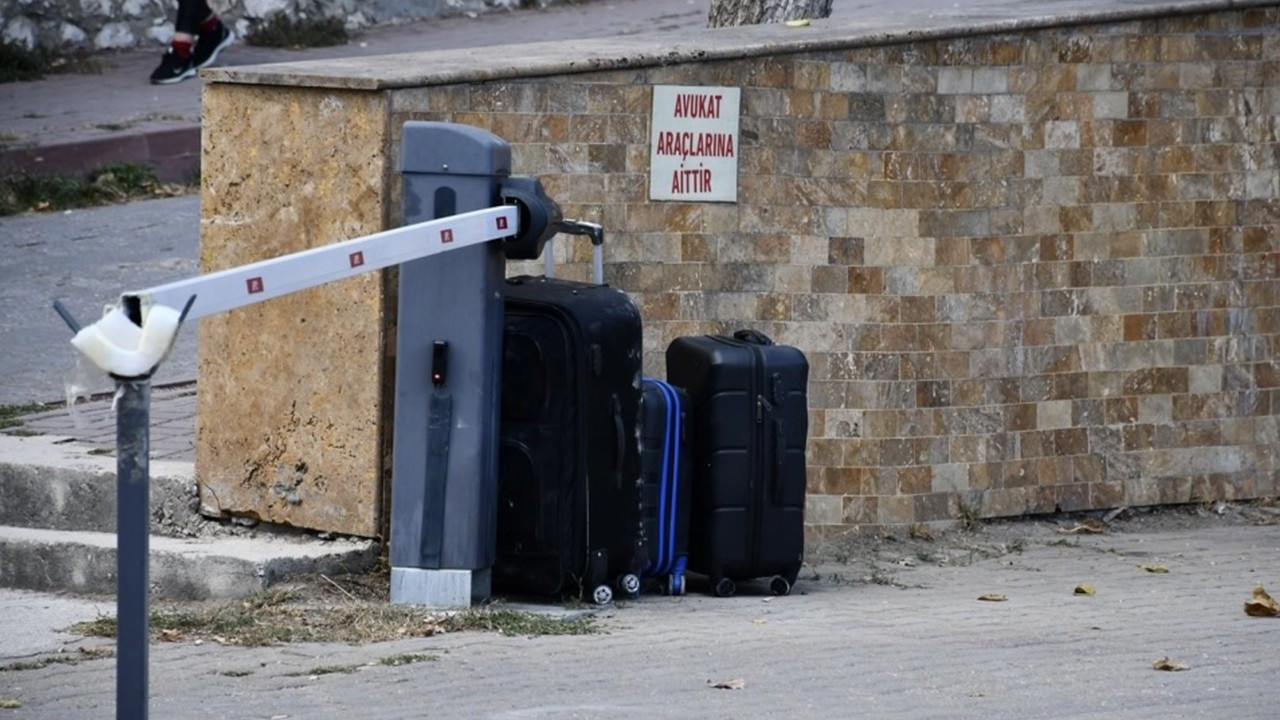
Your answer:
[750,344,767,579]
[723,334,770,580]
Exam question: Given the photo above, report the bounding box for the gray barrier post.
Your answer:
[114,376,150,720]
[389,122,510,606]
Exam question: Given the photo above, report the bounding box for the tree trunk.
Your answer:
[707,0,833,28]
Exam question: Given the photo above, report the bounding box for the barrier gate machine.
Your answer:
[53,122,572,719]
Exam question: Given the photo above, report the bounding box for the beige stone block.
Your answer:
[805,494,843,525]
[1189,364,1223,393]
[198,85,390,538]
[1138,395,1173,423]
[824,409,865,438]
[1044,120,1081,149]
[1037,400,1073,429]
[790,235,830,265]
[931,463,970,494]
[847,208,919,237]
[864,236,935,267]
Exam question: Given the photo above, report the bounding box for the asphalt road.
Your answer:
[0,196,201,406]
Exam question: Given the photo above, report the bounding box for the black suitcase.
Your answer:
[493,257,646,605]
[665,330,809,597]
[639,378,692,596]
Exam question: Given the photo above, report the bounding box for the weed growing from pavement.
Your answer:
[0,164,191,217]
[0,402,44,429]
[0,40,101,83]
[380,653,439,666]
[286,664,362,677]
[0,647,113,672]
[246,14,349,48]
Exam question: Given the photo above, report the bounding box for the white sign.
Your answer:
[649,85,741,202]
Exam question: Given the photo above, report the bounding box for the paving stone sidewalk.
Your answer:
[10,382,196,462]
[2,518,1278,719]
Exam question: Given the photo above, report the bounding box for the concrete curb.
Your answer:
[0,435,195,534]
[0,525,378,600]
[0,435,379,600]
[0,127,201,183]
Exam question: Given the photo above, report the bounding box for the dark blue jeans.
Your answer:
[175,0,212,35]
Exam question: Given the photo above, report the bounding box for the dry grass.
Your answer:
[69,573,597,647]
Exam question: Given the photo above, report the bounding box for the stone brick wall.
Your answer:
[391,8,1280,538]
[203,4,1280,539]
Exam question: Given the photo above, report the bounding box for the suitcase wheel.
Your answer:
[713,577,736,598]
[667,574,685,596]
[769,575,792,596]
[617,573,641,598]
[591,584,614,606]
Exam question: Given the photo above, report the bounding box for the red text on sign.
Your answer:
[654,131,734,162]
[673,93,723,119]
[671,168,713,194]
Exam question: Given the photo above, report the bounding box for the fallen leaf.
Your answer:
[160,629,182,642]
[1074,584,1096,596]
[1139,564,1169,574]
[1244,585,1280,617]
[977,593,1007,602]
[0,699,21,709]
[1058,518,1107,534]
[1153,657,1189,671]
[707,677,747,690]
[752,618,767,625]
[784,18,811,27]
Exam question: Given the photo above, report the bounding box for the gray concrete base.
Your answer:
[390,566,491,608]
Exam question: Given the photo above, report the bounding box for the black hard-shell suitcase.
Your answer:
[493,242,646,605]
[665,330,809,597]
[639,378,692,596]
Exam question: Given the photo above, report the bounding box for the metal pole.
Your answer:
[115,377,150,720]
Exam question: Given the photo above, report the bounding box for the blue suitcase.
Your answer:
[639,378,692,595]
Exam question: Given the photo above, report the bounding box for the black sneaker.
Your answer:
[149,48,195,84]
[193,25,234,69]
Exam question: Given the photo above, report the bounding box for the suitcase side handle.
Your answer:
[733,329,774,345]
[611,394,626,490]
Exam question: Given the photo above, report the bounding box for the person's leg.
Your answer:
[151,0,221,84]
[171,0,210,56]
[193,8,235,70]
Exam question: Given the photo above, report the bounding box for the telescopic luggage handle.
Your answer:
[545,219,605,285]
[733,329,774,345]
